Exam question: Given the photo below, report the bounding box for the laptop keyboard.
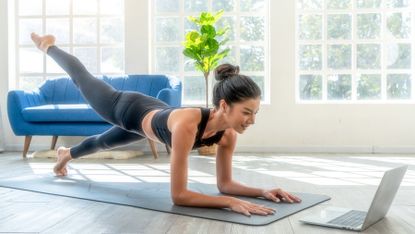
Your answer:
[328,210,367,227]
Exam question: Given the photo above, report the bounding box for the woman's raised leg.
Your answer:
[31,33,122,125]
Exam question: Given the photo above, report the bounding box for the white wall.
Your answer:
[1,0,415,154]
[0,0,9,152]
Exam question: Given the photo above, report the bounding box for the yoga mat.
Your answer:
[0,175,330,226]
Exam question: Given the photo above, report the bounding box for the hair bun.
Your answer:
[214,64,240,81]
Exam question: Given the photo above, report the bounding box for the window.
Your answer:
[296,0,414,102]
[152,0,269,105]
[14,0,124,91]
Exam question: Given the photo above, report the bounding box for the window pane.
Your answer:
[100,0,123,15]
[298,14,322,40]
[101,47,124,73]
[184,16,198,32]
[384,0,410,8]
[327,44,351,69]
[251,76,265,101]
[73,47,98,73]
[357,74,381,100]
[20,76,44,91]
[155,47,180,72]
[240,46,264,71]
[327,14,351,40]
[240,0,265,12]
[299,75,322,100]
[386,12,411,39]
[73,18,98,44]
[327,74,351,100]
[155,0,179,13]
[299,45,322,70]
[240,17,264,41]
[19,19,42,45]
[327,0,351,9]
[156,17,180,42]
[387,74,411,99]
[357,44,381,69]
[19,48,43,73]
[386,44,411,69]
[297,0,322,10]
[18,0,42,16]
[46,18,70,44]
[184,59,197,72]
[213,0,235,12]
[184,76,204,102]
[73,0,98,15]
[184,0,208,12]
[356,0,381,8]
[47,47,70,73]
[217,16,236,41]
[45,0,70,15]
[357,13,381,39]
[219,46,237,65]
[100,17,124,44]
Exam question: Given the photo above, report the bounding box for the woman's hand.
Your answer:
[262,188,302,203]
[227,197,275,217]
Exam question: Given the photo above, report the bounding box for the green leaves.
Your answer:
[183,10,230,74]
[201,25,216,37]
[188,10,224,26]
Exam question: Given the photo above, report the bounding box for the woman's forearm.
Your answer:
[219,180,265,197]
[173,190,234,208]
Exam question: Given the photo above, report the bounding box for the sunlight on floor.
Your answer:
[228,155,415,186]
[28,162,217,184]
[28,155,415,186]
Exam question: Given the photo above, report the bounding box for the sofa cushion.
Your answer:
[22,104,105,122]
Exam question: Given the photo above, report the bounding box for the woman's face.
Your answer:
[223,97,260,133]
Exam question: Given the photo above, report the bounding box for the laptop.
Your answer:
[300,165,408,231]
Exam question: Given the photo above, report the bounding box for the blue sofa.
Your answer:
[7,74,182,158]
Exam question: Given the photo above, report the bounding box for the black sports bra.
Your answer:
[151,107,225,149]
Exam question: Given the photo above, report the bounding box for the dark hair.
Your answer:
[212,63,261,108]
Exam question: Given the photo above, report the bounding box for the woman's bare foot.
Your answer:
[30,33,55,53]
[54,147,72,176]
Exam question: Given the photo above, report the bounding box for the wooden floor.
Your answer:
[0,151,414,234]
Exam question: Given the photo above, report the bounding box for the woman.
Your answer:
[31,33,301,217]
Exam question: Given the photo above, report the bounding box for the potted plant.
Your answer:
[183,10,230,155]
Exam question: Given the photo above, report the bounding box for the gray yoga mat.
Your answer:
[0,175,330,226]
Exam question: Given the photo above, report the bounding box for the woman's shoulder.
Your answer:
[168,107,203,131]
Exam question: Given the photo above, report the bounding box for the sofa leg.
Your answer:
[23,136,32,159]
[147,138,159,159]
[165,145,171,155]
[51,136,58,150]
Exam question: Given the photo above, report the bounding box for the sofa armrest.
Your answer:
[8,90,45,110]
[7,90,45,135]
[156,88,182,107]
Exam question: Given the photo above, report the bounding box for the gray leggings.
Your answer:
[47,46,167,158]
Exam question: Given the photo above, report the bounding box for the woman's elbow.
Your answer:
[171,192,187,206]
[217,183,229,194]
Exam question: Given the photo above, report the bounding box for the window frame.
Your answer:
[12,0,125,91]
[295,0,415,104]
[150,0,271,106]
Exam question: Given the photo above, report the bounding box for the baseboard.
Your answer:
[3,143,168,155]
[5,144,415,154]
[234,145,415,154]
